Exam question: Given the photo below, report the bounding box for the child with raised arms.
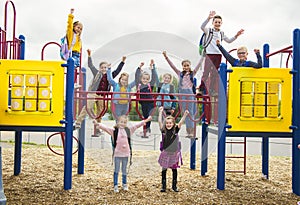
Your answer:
[93,115,152,193]
[158,106,189,192]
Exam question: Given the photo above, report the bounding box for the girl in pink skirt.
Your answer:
[158,107,189,192]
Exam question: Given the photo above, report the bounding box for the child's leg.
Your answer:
[75,93,95,126]
[95,98,105,123]
[114,157,121,186]
[141,102,153,131]
[161,168,167,192]
[171,168,178,192]
[121,157,129,186]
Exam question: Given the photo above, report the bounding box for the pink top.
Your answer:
[97,121,145,157]
[165,56,203,89]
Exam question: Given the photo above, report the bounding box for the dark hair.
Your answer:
[213,15,222,21]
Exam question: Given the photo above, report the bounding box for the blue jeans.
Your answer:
[114,157,128,186]
[72,52,80,67]
[113,103,129,120]
[179,89,195,130]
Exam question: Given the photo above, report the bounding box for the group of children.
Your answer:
[65,8,263,193]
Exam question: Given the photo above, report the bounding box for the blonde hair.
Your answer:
[140,71,150,79]
[163,73,173,82]
[73,21,83,37]
[237,46,248,53]
[162,116,176,132]
[115,115,128,128]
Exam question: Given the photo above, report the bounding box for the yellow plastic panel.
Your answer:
[25,75,38,87]
[38,75,51,87]
[228,67,292,132]
[25,100,37,111]
[11,75,24,86]
[241,81,253,93]
[254,81,266,93]
[241,94,253,105]
[38,88,51,99]
[11,87,24,98]
[0,60,65,126]
[254,106,265,117]
[267,106,279,118]
[25,87,37,99]
[254,94,265,105]
[267,82,279,93]
[241,106,252,117]
[267,94,279,105]
[38,100,51,112]
[11,99,23,111]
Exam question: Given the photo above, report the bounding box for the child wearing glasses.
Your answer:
[216,39,262,68]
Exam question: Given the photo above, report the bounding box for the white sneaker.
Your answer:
[114,185,119,193]
[122,184,128,191]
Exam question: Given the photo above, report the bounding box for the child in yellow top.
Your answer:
[66,8,83,68]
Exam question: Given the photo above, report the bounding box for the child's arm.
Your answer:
[178,110,189,129]
[216,40,237,66]
[87,49,98,75]
[92,120,114,136]
[248,49,263,68]
[112,56,126,78]
[150,60,159,87]
[129,116,152,134]
[107,67,117,87]
[223,29,245,44]
[200,11,215,33]
[158,107,164,130]
[193,55,205,75]
[162,51,180,75]
[66,8,75,49]
[134,62,144,87]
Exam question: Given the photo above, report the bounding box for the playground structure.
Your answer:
[0,1,298,203]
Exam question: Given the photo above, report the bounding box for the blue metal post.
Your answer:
[78,67,86,174]
[217,63,228,190]
[190,78,197,170]
[262,136,269,179]
[63,58,75,190]
[292,28,300,196]
[201,118,208,176]
[262,43,270,179]
[190,124,196,170]
[263,44,269,68]
[18,35,25,60]
[14,131,22,176]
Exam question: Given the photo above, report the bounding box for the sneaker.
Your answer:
[114,185,119,193]
[122,184,128,191]
[74,122,81,129]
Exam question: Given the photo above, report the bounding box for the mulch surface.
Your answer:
[2,145,300,204]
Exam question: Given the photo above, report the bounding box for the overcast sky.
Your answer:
[1,0,300,80]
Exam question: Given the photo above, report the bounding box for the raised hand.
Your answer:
[87,49,91,56]
[122,56,126,62]
[162,51,167,58]
[208,11,216,19]
[70,8,74,14]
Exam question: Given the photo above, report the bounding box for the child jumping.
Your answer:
[163,51,203,137]
[156,73,177,116]
[135,59,159,137]
[93,115,152,193]
[158,106,189,192]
